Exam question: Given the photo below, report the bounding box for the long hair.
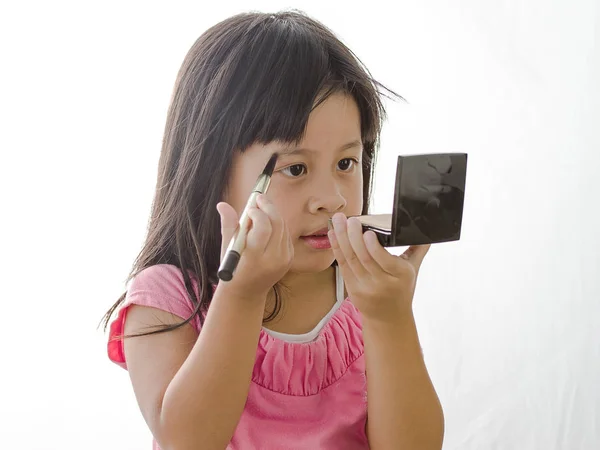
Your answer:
[100,10,400,338]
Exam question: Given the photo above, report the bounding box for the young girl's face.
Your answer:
[225,92,364,274]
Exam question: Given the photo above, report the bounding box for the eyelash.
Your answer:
[279,158,360,178]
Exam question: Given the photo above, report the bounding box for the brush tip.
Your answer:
[263,153,278,176]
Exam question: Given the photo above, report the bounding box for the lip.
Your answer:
[300,234,331,250]
[301,227,330,237]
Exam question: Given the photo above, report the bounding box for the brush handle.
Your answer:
[217,191,259,281]
[217,251,240,281]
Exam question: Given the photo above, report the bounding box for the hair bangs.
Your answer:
[212,14,384,152]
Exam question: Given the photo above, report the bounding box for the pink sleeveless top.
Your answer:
[108,264,369,449]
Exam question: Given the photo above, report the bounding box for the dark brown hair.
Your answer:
[100,10,400,338]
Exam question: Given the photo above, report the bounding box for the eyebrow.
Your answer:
[277,139,363,157]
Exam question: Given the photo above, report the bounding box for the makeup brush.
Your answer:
[218,153,279,281]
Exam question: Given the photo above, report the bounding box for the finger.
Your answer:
[346,217,381,276]
[216,202,240,260]
[400,244,431,272]
[245,207,272,253]
[331,213,368,279]
[282,218,294,258]
[216,202,239,235]
[256,194,284,246]
[328,227,358,286]
[364,230,405,275]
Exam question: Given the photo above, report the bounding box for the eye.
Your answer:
[280,164,306,177]
[338,158,360,172]
[278,158,360,178]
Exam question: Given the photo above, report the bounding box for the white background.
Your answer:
[1,0,598,449]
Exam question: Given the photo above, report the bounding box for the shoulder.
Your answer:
[127,264,191,295]
[123,263,205,331]
[108,264,204,367]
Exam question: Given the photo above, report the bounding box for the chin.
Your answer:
[289,248,335,274]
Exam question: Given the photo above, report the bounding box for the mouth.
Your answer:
[299,227,332,250]
[301,227,330,238]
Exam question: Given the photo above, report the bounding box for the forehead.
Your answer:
[276,139,362,158]
[231,92,363,174]
[276,92,362,156]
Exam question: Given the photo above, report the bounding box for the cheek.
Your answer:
[270,192,300,234]
[349,175,364,213]
[223,176,256,215]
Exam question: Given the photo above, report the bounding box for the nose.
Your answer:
[307,178,347,214]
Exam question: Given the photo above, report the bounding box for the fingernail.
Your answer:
[332,214,345,229]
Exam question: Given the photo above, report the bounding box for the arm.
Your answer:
[123,282,266,450]
[363,313,444,450]
[326,213,444,449]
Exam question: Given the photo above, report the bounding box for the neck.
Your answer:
[264,265,337,322]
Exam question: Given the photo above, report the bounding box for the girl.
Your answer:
[103,10,444,450]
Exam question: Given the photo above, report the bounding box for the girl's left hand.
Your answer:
[328,213,430,323]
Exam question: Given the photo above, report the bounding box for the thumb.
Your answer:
[401,244,431,274]
[216,202,239,261]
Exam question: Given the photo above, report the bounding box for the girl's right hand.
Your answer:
[216,194,294,299]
